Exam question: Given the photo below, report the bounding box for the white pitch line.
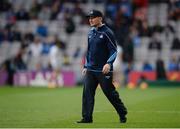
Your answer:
[94,110,180,114]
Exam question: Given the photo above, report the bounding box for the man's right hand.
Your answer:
[82,68,87,76]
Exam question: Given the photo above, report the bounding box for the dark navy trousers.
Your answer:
[82,70,127,120]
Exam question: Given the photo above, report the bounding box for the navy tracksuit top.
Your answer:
[84,24,117,72]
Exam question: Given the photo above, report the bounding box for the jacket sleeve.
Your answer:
[84,56,87,68]
[84,30,91,69]
[104,31,117,66]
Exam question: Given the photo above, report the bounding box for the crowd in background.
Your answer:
[0,0,180,85]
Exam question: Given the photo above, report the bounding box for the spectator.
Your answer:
[28,36,42,57]
[29,0,42,19]
[129,25,141,47]
[38,5,51,20]
[122,36,134,63]
[138,20,150,37]
[27,36,42,70]
[114,7,131,46]
[171,36,180,50]
[48,39,63,87]
[23,29,35,46]
[156,58,167,80]
[41,36,54,55]
[0,28,5,43]
[36,20,48,37]
[65,15,76,34]
[105,1,117,20]
[48,36,60,70]
[0,0,12,12]
[5,8,16,24]
[0,59,15,85]
[3,27,22,42]
[168,56,179,71]
[15,6,30,20]
[7,46,27,72]
[50,0,61,20]
[55,35,66,51]
[168,0,180,21]
[148,33,162,51]
[48,37,63,87]
[142,61,153,71]
[10,26,22,41]
[133,0,148,9]
[40,36,56,70]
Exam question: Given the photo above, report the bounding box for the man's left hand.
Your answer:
[102,64,110,74]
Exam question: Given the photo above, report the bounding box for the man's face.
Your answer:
[89,16,102,27]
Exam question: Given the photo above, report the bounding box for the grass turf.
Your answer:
[0,86,180,128]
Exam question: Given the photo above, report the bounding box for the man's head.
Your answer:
[87,10,103,27]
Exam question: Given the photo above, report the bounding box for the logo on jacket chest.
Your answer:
[99,34,103,38]
[88,34,103,39]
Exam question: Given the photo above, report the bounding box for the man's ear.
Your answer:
[99,17,103,21]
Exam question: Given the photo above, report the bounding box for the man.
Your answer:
[77,10,127,123]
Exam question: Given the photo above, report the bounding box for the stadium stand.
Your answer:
[0,0,179,86]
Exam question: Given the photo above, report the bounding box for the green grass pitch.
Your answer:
[0,86,180,128]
